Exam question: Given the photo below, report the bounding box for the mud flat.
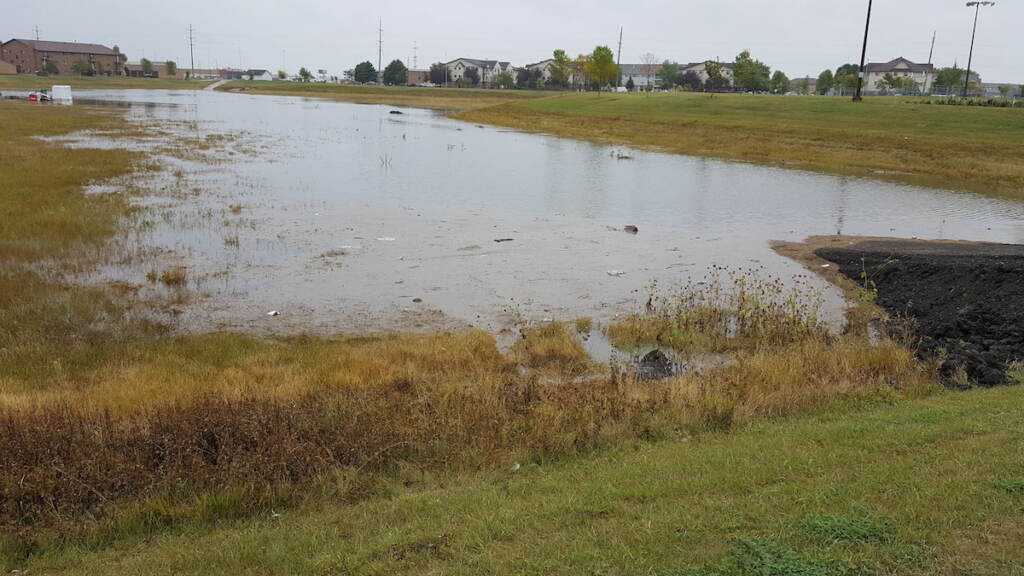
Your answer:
[814,237,1024,386]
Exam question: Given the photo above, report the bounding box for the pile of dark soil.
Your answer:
[817,240,1024,387]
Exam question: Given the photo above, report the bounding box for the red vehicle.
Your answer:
[27,90,51,102]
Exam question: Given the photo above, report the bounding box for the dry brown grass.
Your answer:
[508,322,597,375]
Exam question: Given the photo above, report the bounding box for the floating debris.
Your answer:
[624,225,639,234]
[607,270,626,277]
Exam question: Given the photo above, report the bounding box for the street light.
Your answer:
[853,0,874,102]
[963,1,995,97]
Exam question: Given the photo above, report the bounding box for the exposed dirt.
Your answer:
[815,238,1024,387]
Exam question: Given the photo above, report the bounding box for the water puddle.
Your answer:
[54,89,1024,362]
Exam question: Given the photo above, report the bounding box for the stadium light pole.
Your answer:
[853,0,873,102]
[963,2,995,97]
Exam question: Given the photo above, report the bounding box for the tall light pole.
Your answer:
[853,0,873,102]
[963,2,995,97]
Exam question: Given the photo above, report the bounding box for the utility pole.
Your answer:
[616,27,623,87]
[188,25,195,77]
[964,2,995,98]
[34,25,40,41]
[413,41,418,70]
[854,0,873,102]
[377,18,383,84]
[927,30,936,65]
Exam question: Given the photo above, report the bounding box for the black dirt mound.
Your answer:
[817,240,1024,387]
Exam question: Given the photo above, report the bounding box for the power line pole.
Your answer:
[377,18,383,84]
[616,27,623,87]
[188,25,195,77]
[34,25,40,41]
[963,2,995,98]
[413,41,418,69]
[927,30,936,65]
[854,0,873,102]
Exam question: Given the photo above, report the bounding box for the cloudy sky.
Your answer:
[6,0,1021,82]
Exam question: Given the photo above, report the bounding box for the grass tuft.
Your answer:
[801,513,895,544]
[994,478,1024,495]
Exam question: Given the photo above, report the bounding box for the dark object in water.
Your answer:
[636,349,675,381]
[389,110,404,115]
[624,225,639,234]
[494,238,514,243]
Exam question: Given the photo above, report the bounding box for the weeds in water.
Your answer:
[508,322,595,375]
[158,266,188,286]
[574,317,593,334]
[609,267,826,353]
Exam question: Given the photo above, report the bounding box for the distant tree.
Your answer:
[44,61,59,75]
[816,69,834,95]
[94,61,106,76]
[639,53,659,91]
[298,67,313,82]
[492,71,514,89]
[549,49,572,89]
[586,45,618,89]
[429,62,447,85]
[831,63,859,95]
[71,58,93,76]
[704,61,729,92]
[277,70,287,80]
[935,66,965,95]
[462,67,480,87]
[678,70,702,91]
[382,59,408,85]
[352,62,376,84]
[573,54,590,90]
[1020,85,1024,98]
[794,78,811,94]
[998,85,1011,98]
[733,50,770,92]
[770,70,790,94]
[165,61,177,76]
[140,58,154,76]
[625,76,635,91]
[658,60,678,89]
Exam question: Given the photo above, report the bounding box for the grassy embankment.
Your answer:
[218,83,1024,199]
[220,80,548,110]
[24,385,1024,576]
[457,92,1024,199]
[0,74,214,91]
[0,100,945,571]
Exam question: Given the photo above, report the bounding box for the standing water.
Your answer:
[66,90,1024,342]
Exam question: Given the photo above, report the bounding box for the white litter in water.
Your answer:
[267,310,280,317]
[606,270,626,277]
[821,264,831,268]
[376,237,396,242]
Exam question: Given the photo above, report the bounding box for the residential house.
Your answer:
[678,61,735,89]
[524,59,573,86]
[445,58,514,87]
[407,69,430,85]
[789,76,817,94]
[864,57,934,94]
[619,64,659,89]
[0,60,15,75]
[0,39,126,75]
[246,69,274,81]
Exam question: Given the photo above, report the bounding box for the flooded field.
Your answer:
[66,90,1024,345]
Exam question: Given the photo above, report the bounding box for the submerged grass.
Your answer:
[0,74,213,91]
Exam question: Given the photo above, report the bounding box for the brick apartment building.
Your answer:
[0,39,126,75]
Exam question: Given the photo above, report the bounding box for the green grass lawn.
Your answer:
[26,386,1024,575]
[454,92,1024,199]
[0,74,214,90]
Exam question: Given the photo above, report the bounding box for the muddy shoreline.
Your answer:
[815,238,1024,387]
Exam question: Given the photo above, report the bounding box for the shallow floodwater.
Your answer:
[69,89,1024,345]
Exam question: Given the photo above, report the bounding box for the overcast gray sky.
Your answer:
[6,0,1021,82]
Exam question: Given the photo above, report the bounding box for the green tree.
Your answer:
[43,61,59,75]
[705,61,729,92]
[298,67,313,82]
[277,70,287,80]
[549,49,572,89]
[795,78,811,94]
[382,59,408,85]
[141,58,153,76]
[462,67,480,86]
[770,70,790,94]
[833,63,859,94]
[998,85,1011,98]
[71,58,93,76]
[586,46,618,89]
[164,61,177,76]
[625,76,635,91]
[492,71,514,89]
[679,70,702,91]
[733,50,770,92]
[816,69,834,95]
[935,67,965,95]
[352,62,376,84]
[658,60,678,89]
